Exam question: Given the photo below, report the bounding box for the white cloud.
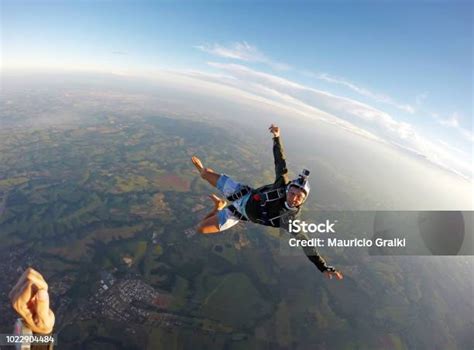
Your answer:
[194,41,291,70]
[162,63,472,178]
[437,139,469,157]
[316,73,416,114]
[436,112,473,142]
[438,112,460,128]
[197,42,421,116]
[195,42,265,61]
[460,128,474,142]
[197,62,472,179]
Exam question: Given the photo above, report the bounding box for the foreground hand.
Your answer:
[324,270,344,280]
[9,268,55,334]
[269,124,280,138]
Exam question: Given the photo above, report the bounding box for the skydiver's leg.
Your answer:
[191,156,220,187]
[202,194,227,221]
[192,157,248,234]
[198,194,228,234]
[197,214,221,234]
[197,197,240,234]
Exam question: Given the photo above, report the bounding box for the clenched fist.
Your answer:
[9,268,55,334]
[269,124,280,138]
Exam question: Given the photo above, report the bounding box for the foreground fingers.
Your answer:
[33,289,55,334]
[12,279,36,327]
[9,268,47,301]
[10,268,48,307]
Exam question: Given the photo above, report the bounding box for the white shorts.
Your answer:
[216,174,251,231]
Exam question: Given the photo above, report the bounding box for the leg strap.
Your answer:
[227,205,248,221]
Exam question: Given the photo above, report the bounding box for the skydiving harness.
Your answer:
[225,185,286,203]
[225,185,252,202]
[226,185,297,226]
[227,204,248,221]
[254,206,298,227]
[226,185,252,221]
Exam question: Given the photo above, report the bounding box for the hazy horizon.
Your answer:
[1,71,472,210]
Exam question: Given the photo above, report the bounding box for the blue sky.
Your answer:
[2,0,473,177]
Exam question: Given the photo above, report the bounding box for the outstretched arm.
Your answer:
[294,231,343,279]
[268,124,289,184]
[280,213,343,279]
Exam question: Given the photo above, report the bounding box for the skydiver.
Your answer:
[192,124,343,279]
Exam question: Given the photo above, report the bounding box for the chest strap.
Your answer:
[226,185,251,202]
[261,187,286,203]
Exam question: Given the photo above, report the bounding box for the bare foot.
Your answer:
[209,194,227,211]
[191,156,205,174]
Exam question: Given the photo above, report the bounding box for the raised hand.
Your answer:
[269,124,280,138]
[324,269,344,280]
